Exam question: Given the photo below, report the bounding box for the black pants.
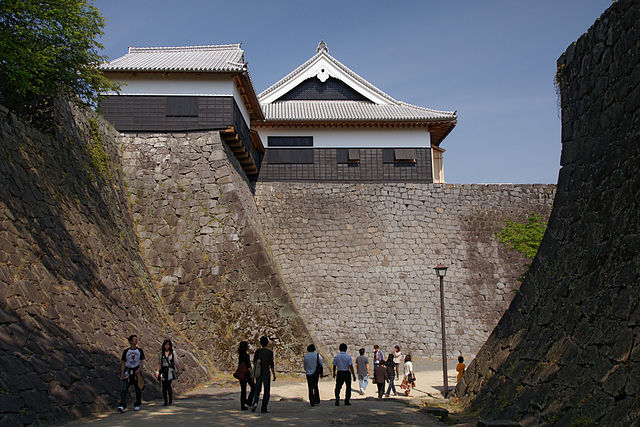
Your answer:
[377,382,385,398]
[119,377,142,408]
[334,371,351,403]
[239,377,255,408]
[253,375,271,412]
[162,380,173,404]
[306,373,320,405]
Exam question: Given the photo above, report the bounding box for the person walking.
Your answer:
[373,360,388,398]
[236,341,254,410]
[155,339,178,406]
[384,353,398,396]
[373,345,384,367]
[332,343,356,406]
[456,356,466,383]
[251,336,276,413]
[401,354,415,397]
[303,344,323,406]
[118,334,145,413]
[392,345,402,379]
[355,348,369,395]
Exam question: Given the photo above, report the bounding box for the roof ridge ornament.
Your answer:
[316,41,328,54]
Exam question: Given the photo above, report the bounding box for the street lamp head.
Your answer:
[434,264,448,277]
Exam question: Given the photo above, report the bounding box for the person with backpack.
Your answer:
[303,344,324,406]
[235,341,255,410]
[155,339,178,406]
[251,336,276,413]
[118,334,145,413]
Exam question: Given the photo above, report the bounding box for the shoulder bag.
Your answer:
[314,353,323,378]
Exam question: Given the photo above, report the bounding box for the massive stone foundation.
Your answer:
[457,1,640,425]
[118,132,313,371]
[255,182,555,358]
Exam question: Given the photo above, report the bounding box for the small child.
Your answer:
[456,356,466,382]
[373,360,388,399]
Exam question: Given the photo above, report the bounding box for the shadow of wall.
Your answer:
[456,1,640,425]
[0,102,210,424]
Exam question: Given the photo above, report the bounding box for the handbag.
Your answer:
[162,352,178,381]
[252,358,262,379]
[409,371,416,383]
[314,353,323,377]
[233,361,250,381]
[169,367,178,380]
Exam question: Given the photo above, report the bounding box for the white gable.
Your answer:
[260,42,407,104]
[259,52,392,105]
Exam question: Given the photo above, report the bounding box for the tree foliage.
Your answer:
[495,213,548,260]
[0,0,118,125]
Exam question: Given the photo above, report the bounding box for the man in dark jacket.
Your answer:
[373,360,388,398]
[251,336,276,413]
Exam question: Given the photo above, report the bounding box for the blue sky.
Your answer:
[94,0,611,184]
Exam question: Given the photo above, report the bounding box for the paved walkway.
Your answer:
[71,359,458,426]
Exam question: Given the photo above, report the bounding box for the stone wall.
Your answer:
[457,1,640,425]
[119,132,313,371]
[0,103,210,425]
[254,182,555,358]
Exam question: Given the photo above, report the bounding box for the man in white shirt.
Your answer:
[303,344,323,406]
[118,335,145,412]
[332,343,356,406]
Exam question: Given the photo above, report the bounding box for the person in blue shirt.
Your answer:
[303,344,324,406]
[332,343,356,406]
[373,344,384,367]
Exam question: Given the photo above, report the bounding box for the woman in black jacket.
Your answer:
[237,341,255,410]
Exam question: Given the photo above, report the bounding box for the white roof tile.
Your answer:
[100,44,246,72]
[262,100,456,122]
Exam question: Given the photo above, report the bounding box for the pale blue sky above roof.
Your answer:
[94,0,611,184]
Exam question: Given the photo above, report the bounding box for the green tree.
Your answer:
[495,213,548,260]
[0,0,118,125]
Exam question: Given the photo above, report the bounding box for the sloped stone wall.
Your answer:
[119,132,313,371]
[457,1,640,425]
[254,182,555,359]
[0,103,210,425]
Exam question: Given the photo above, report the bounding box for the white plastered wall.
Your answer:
[257,127,431,148]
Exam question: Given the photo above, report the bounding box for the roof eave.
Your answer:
[252,118,456,126]
[234,73,265,121]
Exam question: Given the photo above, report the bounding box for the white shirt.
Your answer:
[404,361,414,377]
[303,351,324,375]
[332,352,353,371]
[121,347,145,369]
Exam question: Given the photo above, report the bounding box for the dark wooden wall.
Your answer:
[99,95,235,132]
[258,148,433,182]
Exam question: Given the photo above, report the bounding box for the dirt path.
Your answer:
[70,360,458,426]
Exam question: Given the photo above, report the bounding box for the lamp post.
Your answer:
[434,264,449,398]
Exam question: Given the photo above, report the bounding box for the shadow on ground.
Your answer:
[71,389,445,427]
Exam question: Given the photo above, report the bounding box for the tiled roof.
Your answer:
[99,44,246,72]
[258,43,457,126]
[261,100,456,122]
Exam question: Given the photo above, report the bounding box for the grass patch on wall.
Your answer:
[86,118,113,182]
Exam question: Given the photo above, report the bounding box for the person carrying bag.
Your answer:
[304,344,323,406]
